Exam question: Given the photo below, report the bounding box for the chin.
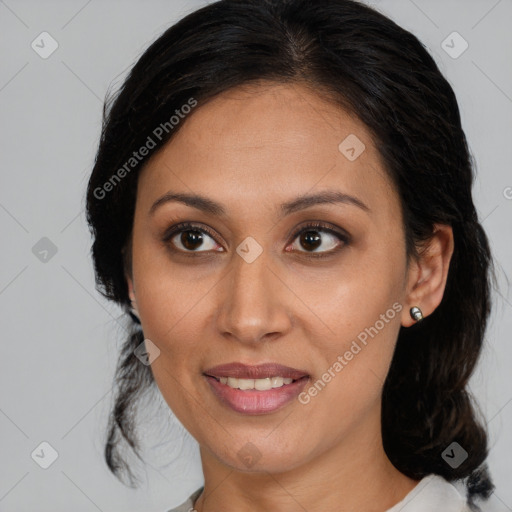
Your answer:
[212,441,309,474]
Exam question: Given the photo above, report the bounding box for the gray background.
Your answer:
[0,0,511,510]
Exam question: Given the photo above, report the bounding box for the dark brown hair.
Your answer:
[85,0,496,506]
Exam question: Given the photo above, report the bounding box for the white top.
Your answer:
[166,474,476,512]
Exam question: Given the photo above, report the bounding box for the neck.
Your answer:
[193,408,419,512]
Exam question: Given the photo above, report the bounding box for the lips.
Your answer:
[203,362,309,380]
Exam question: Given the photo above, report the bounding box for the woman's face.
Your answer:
[128,82,417,473]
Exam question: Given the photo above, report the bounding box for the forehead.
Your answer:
[138,82,399,219]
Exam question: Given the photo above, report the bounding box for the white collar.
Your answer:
[386,474,469,512]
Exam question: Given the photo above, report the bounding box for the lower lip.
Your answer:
[204,375,309,415]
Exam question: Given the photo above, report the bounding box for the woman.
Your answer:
[85,0,496,510]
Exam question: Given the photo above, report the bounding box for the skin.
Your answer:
[126,81,454,512]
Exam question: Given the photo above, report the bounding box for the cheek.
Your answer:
[132,238,211,344]
[296,298,402,448]
[291,239,405,341]
[293,247,405,413]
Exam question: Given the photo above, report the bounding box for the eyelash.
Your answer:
[161,221,350,259]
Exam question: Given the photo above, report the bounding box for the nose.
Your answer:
[215,247,293,345]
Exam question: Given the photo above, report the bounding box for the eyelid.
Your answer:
[288,221,350,244]
[162,221,224,250]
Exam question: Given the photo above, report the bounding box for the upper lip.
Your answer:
[204,362,309,380]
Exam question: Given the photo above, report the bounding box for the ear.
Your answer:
[126,272,140,319]
[122,239,140,318]
[401,223,454,327]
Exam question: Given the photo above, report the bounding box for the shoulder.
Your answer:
[386,474,474,512]
[165,487,203,512]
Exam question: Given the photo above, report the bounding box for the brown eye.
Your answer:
[299,230,322,252]
[171,229,219,252]
[287,222,349,257]
[163,223,222,253]
[178,230,206,251]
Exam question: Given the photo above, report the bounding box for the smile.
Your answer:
[213,376,295,390]
[204,374,310,415]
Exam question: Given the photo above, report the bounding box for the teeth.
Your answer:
[218,376,294,390]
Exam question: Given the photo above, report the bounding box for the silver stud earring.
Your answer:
[410,306,424,322]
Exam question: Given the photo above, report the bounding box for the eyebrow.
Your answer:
[149,190,370,217]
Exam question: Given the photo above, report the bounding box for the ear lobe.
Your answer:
[401,223,454,327]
